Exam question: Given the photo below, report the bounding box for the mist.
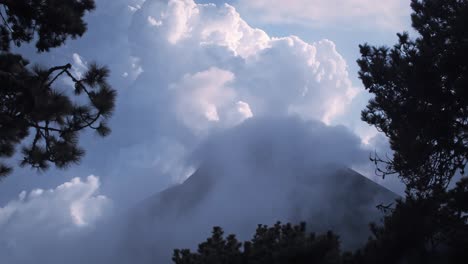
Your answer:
[121,116,396,263]
[0,0,402,263]
[1,116,397,264]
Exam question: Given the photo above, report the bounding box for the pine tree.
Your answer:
[357,0,467,194]
[173,222,342,264]
[355,1,468,262]
[0,0,116,177]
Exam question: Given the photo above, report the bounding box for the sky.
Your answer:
[0,0,414,262]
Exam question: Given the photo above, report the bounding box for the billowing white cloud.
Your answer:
[237,0,411,30]
[0,176,111,253]
[2,0,381,208]
[170,67,254,133]
[129,0,359,131]
[0,1,403,262]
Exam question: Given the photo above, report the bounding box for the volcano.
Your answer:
[127,165,397,263]
[124,118,399,263]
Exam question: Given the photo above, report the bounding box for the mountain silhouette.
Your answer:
[122,118,399,263]
[126,164,397,263]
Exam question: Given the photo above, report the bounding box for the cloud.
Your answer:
[0,176,111,262]
[59,52,88,87]
[236,101,253,119]
[236,0,411,30]
[129,0,359,130]
[0,0,406,263]
[124,116,396,263]
[147,15,163,26]
[87,0,365,201]
[194,116,368,171]
[1,0,387,212]
[0,175,110,233]
[170,67,254,133]
[128,55,144,80]
[72,53,87,73]
[128,4,141,13]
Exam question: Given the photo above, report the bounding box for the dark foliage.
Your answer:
[0,0,115,177]
[353,1,468,263]
[357,0,468,193]
[0,0,95,52]
[174,182,467,264]
[173,222,343,264]
[353,179,468,264]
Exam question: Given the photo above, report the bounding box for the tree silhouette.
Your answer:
[354,0,468,262]
[173,222,343,264]
[357,0,467,194]
[173,226,243,264]
[0,0,95,52]
[0,0,116,177]
[354,181,468,264]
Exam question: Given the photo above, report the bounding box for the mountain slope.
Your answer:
[122,118,399,263]
[126,164,398,263]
